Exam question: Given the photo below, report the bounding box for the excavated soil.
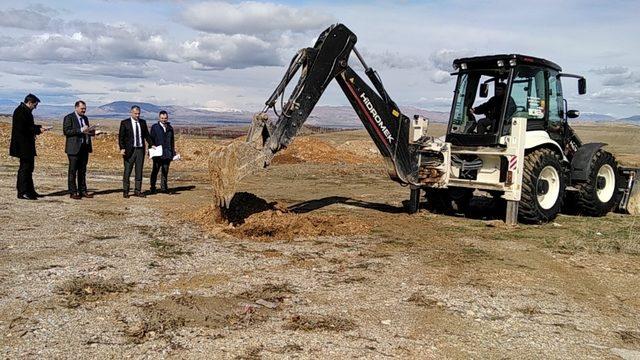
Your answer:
[190,192,371,241]
[225,210,371,241]
[272,137,373,165]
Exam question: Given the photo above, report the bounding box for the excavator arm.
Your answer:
[209,23,420,207]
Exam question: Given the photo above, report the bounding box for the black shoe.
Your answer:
[18,194,37,200]
[133,192,146,198]
[123,193,130,198]
[81,192,94,198]
[149,188,157,195]
[70,193,82,200]
[30,191,41,198]
[160,188,169,194]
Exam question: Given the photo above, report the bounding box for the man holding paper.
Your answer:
[63,100,97,199]
[149,110,176,194]
[119,105,153,198]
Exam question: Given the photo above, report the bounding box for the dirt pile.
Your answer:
[272,137,374,165]
[336,140,381,162]
[192,192,283,226]
[226,210,370,241]
[191,192,371,240]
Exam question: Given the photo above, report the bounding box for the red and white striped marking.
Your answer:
[509,155,518,171]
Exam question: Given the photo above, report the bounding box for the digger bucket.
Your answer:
[208,113,271,208]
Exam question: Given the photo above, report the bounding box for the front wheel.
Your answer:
[574,150,621,216]
[519,148,565,224]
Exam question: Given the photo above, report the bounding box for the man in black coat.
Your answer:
[63,100,96,199]
[149,110,176,194]
[9,94,51,200]
[119,105,153,198]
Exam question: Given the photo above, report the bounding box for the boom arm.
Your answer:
[256,23,419,185]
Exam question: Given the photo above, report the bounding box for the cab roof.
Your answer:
[453,54,562,72]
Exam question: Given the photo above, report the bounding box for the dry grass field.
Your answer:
[1,116,640,359]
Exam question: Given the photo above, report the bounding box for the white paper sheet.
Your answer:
[148,145,163,158]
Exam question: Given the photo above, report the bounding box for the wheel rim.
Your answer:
[596,164,616,203]
[537,165,560,210]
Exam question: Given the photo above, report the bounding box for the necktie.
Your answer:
[135,121,141,147]
[79,117,87,144]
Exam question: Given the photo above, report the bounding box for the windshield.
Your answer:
[449,69,511,135]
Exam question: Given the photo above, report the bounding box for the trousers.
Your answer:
[68,144,89,194]
[17,157,35,196]
[123,148,145,193]
[150,158,171,191]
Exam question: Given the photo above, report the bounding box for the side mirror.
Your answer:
[567,110,580,119]
[578,78,587,95]
[479,83,488,98]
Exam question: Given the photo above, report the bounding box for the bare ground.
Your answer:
[1,120,640,359]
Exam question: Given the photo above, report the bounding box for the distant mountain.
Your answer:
[98,101,162,114]
[575,112,616,121]
[305,105,450,129]
[0,99,17,106]
[621,115,640,122]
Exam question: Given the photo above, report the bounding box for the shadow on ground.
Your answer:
[42,185,196,197]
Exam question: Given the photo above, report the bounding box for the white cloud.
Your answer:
[180,1,333,37]
[354,49,423,70]
[591,66,629,75]
[1,66,42,76]
[590,88,640,106]
[601,72,640,87]
[430,70,451,84]
[32,78,72,88]
[109,86,141,93]
[73,63,159,79]
[0,8,56,31]
[181,33,281,70]
[429,49,474,72]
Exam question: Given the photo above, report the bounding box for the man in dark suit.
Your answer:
[9,94,51,200]
[63,100,96,199]
[149,110,176,194]
[119,105,153,198]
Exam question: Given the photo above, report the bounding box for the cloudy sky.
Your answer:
[0,0,638,117]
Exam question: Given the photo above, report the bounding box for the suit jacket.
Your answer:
[63,112,93,155]
[9,103,42,158]
[149,122,175,160]
[119,118,152,159]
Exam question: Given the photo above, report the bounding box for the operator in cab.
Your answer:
[470,82,516,134]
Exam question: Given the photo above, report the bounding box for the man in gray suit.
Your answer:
[63,100,96,199]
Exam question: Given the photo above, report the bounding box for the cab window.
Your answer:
[510,66,547,131]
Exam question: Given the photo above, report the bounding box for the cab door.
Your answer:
[546,70,565,146]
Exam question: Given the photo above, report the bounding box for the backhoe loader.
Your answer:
[208,23,639,224]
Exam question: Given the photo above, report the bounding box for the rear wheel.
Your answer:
[519,148,565,224]
[574,150,621,216]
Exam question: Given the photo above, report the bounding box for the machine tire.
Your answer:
[425,187,473,214]
[574,150,621,216]
[519,148,565,224]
